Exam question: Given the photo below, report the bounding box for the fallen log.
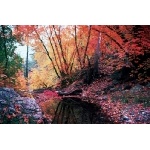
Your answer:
[56,89,82,96]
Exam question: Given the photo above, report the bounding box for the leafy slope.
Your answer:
[80,78,150,124]
[31,76,150,124]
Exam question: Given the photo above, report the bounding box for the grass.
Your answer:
[111,90,150,107]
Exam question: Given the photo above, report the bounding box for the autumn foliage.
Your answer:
[0,25,150,124]
[12,25,150,89]
[0,25,149,90]
[16,26,150,88]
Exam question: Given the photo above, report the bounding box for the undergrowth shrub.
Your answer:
[39,99,60,120]
[38,90,62,120]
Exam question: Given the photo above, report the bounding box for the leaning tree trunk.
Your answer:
[93,32,101,78]
[84,32,101,84]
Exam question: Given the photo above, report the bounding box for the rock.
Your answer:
[123,115,129,121]
[146,82,150,88]
[0,87,20,99]
[130,84,143,93]
[96,90,101,95]
[0,87,46,124]
[97,95,108,101]
[22,109,32,114]
[124,85,132,90]
[0,100,7,105]
[135,117,141,122]
[112,80,119,85]
[8,107,16,113]
[103,85,114,93]
[121,107,150,124]
[110,88,116,92]
[111,66,132,81]
[57,89,82,96]
[141,111,146,115]
[36,108,41,112]
[33,114,42,119]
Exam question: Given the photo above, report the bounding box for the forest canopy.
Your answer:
[0,25,149,90]
[0,25,150,124]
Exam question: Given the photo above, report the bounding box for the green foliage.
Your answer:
[0,25,23,86]
[134,96,150,107]
[111,90,150,107]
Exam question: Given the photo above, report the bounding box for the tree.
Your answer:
[13,25,150,89]
[91,25,150,82]
[0,25,23,87]
[25,45,29,78]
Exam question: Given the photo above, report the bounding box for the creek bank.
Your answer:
[0,87,48,124]
[52,80,150,124]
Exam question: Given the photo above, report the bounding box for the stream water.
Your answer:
[52,97,113,124]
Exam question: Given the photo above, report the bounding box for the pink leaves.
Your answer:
[43,90,59,99]
[35,90,61,103]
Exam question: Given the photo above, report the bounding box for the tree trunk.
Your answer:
[93,32,101,78]
[25,45,29,78]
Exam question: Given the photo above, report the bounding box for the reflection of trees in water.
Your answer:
[52,97,113,124]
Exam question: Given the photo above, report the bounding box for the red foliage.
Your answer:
[35,90,61,103]
[43,90,59,99]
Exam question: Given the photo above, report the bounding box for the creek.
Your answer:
[52,97,113,124]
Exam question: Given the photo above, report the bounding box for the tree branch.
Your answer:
[83,25,92,66]
[34,27,60,78]
[74,25,82,69]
